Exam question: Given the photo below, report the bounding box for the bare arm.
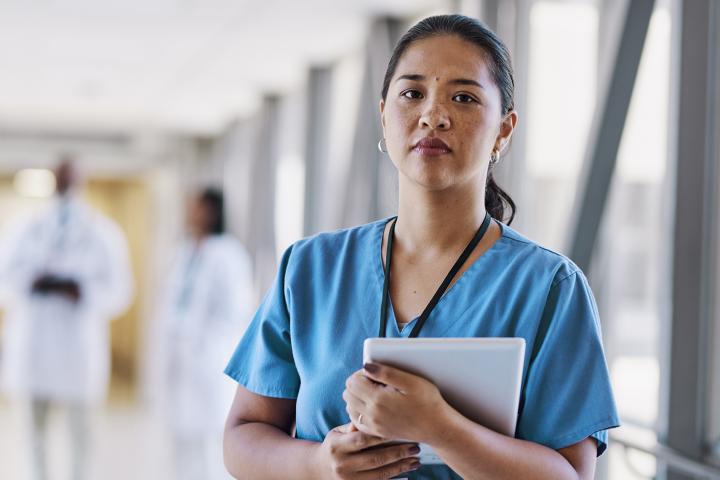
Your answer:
[223,384,422,480]
[223,385,317,479]
[428,404,597,480]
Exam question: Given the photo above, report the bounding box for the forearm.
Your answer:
[428,406,580,480]
[223,422,320,479]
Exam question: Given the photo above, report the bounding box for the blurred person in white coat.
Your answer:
[160,187,253,480]
[0,158,133,480]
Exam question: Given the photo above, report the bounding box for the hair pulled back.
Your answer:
[381,14,517,224]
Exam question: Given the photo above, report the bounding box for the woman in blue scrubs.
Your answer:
[223,14,619,479]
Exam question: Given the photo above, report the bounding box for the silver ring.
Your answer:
[357,414,364,425]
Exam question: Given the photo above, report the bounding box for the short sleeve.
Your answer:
[516,269,620,456]
[224,246,300,399]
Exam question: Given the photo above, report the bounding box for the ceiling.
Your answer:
[0,0,446,135]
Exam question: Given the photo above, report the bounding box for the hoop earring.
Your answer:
[490,150,500,167]
[377,138,388,153]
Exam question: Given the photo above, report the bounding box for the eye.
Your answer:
[401,89,423,100]
[452,93,477,104]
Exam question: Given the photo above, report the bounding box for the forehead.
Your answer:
[393,35,494,84]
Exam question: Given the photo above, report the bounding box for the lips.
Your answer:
[413,137,451,156]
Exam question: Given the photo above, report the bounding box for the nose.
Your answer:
[419,100,451,130]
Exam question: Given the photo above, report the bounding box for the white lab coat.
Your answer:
[0,197,133,405]
[161,234,253,437]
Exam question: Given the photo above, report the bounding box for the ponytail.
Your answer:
[486,173,516,225]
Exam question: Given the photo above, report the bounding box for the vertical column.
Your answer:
[341,17,402,225]
[666,1,719,478]
[480,0,500,31]
[220,119,255,247]
[303,66,332,236]
[247,95,281,294]
[706,1,720,461]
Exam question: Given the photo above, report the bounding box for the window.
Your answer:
[525,0,598,250]
[525,1,672,477]
[600,4,671,479]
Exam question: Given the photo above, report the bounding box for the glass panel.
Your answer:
[526,1,672,477]
[525,0,598,250]
[599,2,672,478]
[608,425,659,479]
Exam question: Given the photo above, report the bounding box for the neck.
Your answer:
[395,179,488,254]
[190,230,209,243]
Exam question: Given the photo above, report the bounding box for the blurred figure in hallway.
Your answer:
[0,157,134,480]
[160,187,253,480]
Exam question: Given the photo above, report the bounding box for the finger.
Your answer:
[334,429,390,453]
[356,455,422,480]
[363,363,419,393]
[332,422,355,434]
[350,442,421,472]
[345,404,361,429]
[342,387,367,410]
[345,411,384,440]
[352,418,377,438]
[343,395,378,438]
[346,371,381,398]
[343,389,367,425]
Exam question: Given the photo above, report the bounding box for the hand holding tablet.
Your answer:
[359,337,525,465]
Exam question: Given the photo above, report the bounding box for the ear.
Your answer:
[494,110,518,153]
[379,99,386,134]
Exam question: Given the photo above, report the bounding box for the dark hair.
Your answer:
[381,14,517,224]
[199,187,225,235]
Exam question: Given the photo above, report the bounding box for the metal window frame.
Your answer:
[611,430,720,479]
[707,0,720,461]
[562,0,720,478]
[665,1,720,479]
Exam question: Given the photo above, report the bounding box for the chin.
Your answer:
[406,170,457,192]
[394,156,471,191]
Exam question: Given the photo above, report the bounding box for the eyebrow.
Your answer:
[395,74,485,89]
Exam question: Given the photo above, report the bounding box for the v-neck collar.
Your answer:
[371,217,504,338]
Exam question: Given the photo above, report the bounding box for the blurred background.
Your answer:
[0,0,718,479]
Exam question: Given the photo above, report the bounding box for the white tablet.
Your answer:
[363,337,525,465]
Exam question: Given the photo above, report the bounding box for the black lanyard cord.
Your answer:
[378,212,493,338]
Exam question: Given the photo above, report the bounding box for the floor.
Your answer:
[0,390,650,480]
[0,394,174,480]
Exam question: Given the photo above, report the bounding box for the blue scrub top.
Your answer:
[225,218,620,479]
